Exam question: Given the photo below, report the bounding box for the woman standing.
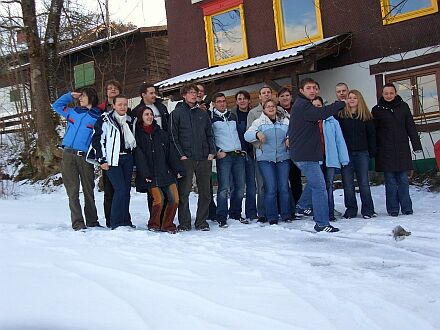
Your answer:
[244,99,291,225]
[372,83,422,216]
[52,88,102,231]
[134,107,184,233]
[338,90,377,219]
[90,95,136,229]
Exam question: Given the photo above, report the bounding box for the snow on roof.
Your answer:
[58,25,167,56]
[156,35,341,89]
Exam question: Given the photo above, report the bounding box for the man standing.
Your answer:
[335,82,349,101]
[289,78,346,232]
[233,90,258,220]
[132,83,169,130]
[246,85,273,223]
[211,93,246,228]
[170,84,216,231]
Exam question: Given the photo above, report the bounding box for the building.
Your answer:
[0,25,170,121]
[157,0,440,171]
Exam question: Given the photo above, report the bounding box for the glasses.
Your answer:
[187,90,198,95]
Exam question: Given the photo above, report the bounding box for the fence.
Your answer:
[0,111,33,134]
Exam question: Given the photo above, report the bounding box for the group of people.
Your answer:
[52,76,422,233]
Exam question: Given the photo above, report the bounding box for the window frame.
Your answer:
[272,0,324,50]
[386,64,440,119]
[202,0,249,67]
[380,0,439,25]
[73,61,95,89]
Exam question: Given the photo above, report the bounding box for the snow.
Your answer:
[0,183,439,329]
[155,35,344,89]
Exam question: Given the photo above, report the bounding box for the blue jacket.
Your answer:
[52,93,101,152]
[323,117,349,168]
[244,112,290,163]
[211,109,242,152]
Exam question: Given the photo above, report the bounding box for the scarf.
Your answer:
[143,124,154,134]
[214,108,229,120]
[114,112,136,149]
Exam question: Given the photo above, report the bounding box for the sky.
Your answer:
[83,0,167,27]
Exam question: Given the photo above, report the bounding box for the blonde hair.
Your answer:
[339,89,373,121]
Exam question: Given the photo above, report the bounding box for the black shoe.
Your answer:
[238,217,250,224]
[269,220,278,225]
[148,227,161,232]
[329,217,337,222]
[218,220,229,228]
[389,212,399,217]
[196,225,210,231]
[284,218,293,223]
[314,224,339,232]
[88,223,104,228]
[257,217,267,223]
[362,215,372,219]
[177,225,191,232]
[404,211,413,215]
[343,213,356,219]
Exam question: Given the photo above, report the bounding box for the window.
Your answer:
[380,0,438,25]
[74,61,95,88]
[9,89,20,102]
[273,0,323,50]
[386,65,440,119]
[202,0,248,66]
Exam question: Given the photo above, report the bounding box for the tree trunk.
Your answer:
[21,0,61,179]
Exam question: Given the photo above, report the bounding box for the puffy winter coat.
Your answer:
[52,93,101,152]
[337,115,376,157]
[323,116,349,169]
[372,95,422,172]
[133,121,184,192]
[88,111,135,166]
[244,112,290,163]
[169,101,216,160]
[288,93,345,162]
[211,109,242,152]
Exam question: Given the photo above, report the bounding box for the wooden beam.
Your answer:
[369,51,440,75]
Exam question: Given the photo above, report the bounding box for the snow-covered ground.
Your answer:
[0,183,439,330]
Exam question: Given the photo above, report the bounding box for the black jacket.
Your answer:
[372,95,422,172]
[134,121,184,192]
[337,115,376,157]
[131,99,169,132]
[169,101,216,160]
[288,93,346,162]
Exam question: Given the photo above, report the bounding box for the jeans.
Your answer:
[255,162,266,217]
[341,151,375,217]
[258,160,291,222]
[324,167,336,221]
[294,161,330,227]
[107,154,134,229]
[244,154,258,218]
[384,171,412,214]
[297,165,336,220]
[216,154,245,221]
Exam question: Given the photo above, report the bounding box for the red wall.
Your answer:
[165,0,440,75]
